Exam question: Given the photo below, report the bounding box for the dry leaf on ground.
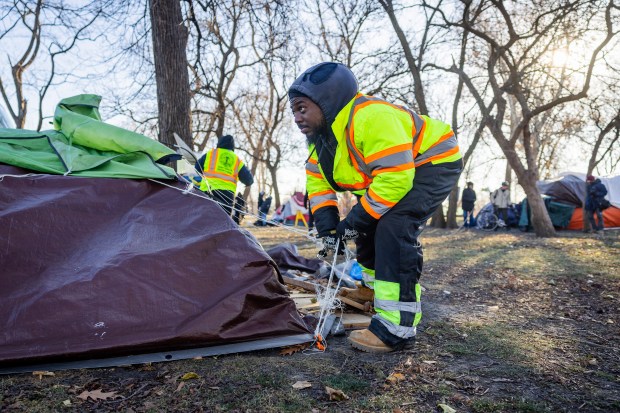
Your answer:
[292,380,312,389]
[325,386,349,401]
[279,343,310,356]
[438,403,456,413]
[77,389,117,401]
[386,372,406,384]
[181,372,200,380]
[32,371,55,380]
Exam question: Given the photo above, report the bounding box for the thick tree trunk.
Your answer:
[519,173,556,237]
[446,184,459,228]
[149,0,192,150]
[429,205,446,228]
[268,166,281,210]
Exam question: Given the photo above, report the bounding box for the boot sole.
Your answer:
[347,337,393,353]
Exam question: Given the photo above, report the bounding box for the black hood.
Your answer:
[217,135,235,150]
[288,62,358,127]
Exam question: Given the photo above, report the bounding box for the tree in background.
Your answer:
[433,0,618,237]
[0,0,110,130]
[149,0,192,149]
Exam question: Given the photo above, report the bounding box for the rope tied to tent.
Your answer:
[307,238,355,353]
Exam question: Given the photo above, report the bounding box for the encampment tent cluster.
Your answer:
[271,191,310,226]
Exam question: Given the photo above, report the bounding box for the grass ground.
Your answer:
[1,225,619,412]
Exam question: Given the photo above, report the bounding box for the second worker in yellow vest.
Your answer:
[289,62,463,353]
[195,135,254,218]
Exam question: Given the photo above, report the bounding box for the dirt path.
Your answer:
[1,227,618,412]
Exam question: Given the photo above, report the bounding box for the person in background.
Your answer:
[254,191,272,226]
[289,62,462,353]
[491,181,511,228]
[195,135,253,217]
[461,181,476,228]
[232,193,246,225]
[585,175,607,233]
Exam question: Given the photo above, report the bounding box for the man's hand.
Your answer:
[336,220,359,241]
[317,230,344,258]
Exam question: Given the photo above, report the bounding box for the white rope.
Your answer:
[307,239,355,352]
[148,176,316,240]
[0,173,39,181]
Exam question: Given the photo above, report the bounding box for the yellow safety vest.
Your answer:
[306,93,461,219]
[200,148,243,192]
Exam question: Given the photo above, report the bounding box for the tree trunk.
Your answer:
[429,205,446,228]
[149,0,192,150]
[268,165,281,210]
[446,184,459,228]
[519,173,556,237]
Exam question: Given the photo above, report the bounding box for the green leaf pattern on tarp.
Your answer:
[0,94,176,179]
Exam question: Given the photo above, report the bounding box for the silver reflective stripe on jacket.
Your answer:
[373,316,417,339]
[374,299,421,313]
[414,133,458,165]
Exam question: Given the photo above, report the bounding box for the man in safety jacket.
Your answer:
[195,135,253,218]
[288,62,463,353]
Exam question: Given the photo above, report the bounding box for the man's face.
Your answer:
[290,97,325,139]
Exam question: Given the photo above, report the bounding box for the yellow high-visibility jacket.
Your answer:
[200,148,244,193]
[306,93,461,230]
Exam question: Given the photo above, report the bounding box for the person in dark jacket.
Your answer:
[585,175,608,232]
[194,135,253,217]
[461,182,476,227]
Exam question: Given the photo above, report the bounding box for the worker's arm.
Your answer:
[346,109,415,232]
[306,144,339,234]
[238,164,254,186]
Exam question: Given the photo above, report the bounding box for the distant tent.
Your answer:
[272,191,309,226]
[0,95,312,371]
[535,172,620,229]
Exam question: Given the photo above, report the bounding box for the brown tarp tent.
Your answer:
[0,164,311,368]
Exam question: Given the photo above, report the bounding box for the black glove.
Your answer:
[336,219,360,241]
[317,230,345,258]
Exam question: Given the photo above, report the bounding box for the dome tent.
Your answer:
[0,95,312,372]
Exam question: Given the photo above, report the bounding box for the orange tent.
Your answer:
[567,206,620,230]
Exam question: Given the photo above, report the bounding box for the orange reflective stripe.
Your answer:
[309,189,335,199]
[360,196,381,219]
[368,187,396,208]
[413,121,426,159]
[370,162,415,176]
[306,170,323,179]
[311,200,339,214]
[365,143,412,164]
[336,181,369,191]
[416,145,460,167]
[307,157,318,165]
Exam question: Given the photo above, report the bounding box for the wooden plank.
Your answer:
[336,295,367,311]
[283,277,318,292]
[340,313,372,329]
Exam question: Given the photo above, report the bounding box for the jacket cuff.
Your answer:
[346,203,378,233]
[313,205,340,236]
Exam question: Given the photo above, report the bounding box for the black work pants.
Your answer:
[356,159,463,347]
[211,189,235,218]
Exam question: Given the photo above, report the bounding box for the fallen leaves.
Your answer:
[385,372,406,385]
[438,403,456,413]
[180,372,200,380]
[279,343,310,356]
[325,386,349,401]
[292,380,312,389]
[32,371,55,380]
[77,389,118,401]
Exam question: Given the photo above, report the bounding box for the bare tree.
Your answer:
[0,0,110,130]
[149,0,192,148]
[430,0,618,237]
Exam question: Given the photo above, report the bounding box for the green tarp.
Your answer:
[0,94,178,179]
